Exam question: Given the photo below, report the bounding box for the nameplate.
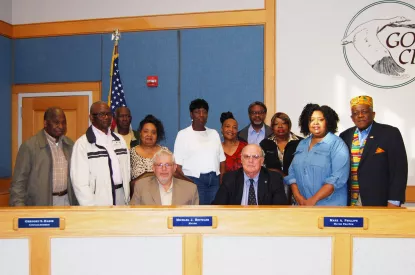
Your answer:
[14,218,65,230]
[318,217,368,229]
[167,216,217,229]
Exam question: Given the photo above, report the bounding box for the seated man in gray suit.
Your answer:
[130,149,199,205]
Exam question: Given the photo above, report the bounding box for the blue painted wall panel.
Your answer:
[0,35,12,177]
[14,34,102,84]
[179,26,264,136]
[102,31,179,150]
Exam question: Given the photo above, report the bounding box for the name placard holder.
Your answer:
[167,216,218,229]
[318,217,368,229]
[13,217,65,230]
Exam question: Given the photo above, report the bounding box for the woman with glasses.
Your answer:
[284,104,350,206]
[130,114,167,198]
[220,112,247,172]
[260,112,302,204]
[174,99,226,205]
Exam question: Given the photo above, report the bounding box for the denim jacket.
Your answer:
[284,133,350,206]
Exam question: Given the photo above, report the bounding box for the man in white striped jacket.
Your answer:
[70,101,130,206]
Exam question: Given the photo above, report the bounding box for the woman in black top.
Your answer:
[260,112,302,203]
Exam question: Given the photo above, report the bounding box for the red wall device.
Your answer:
[146,76,158,87]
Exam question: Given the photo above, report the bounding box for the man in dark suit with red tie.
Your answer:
[212,144,288,205]
[340,95,408,207]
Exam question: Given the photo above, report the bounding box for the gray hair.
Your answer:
[152,148,176,164]
[241,144,265,157]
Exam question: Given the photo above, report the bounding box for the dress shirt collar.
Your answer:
[310,132,335,145]
[44,130,62,146]
[157,178,174,193]
[248,124,265,134]
[92,125,112,144]
[356,123,373,135]
[243,171,260,184]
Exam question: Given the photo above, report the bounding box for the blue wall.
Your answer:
[180,26,264,135]
[14,35,102,84]
[10,26,264,164]
[0,35,11,177]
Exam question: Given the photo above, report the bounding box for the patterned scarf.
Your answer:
[350,128,365,206]
[268,132,299,167]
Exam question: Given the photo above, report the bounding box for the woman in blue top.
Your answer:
[284,104,349,206]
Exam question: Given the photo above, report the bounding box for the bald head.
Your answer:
[241,144,264,157]
[44,107,64,121]
[43,107,67,141]
[90,101,108,114]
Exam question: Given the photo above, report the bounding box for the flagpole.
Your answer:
[108,29,123,130]
[108,29,121,106]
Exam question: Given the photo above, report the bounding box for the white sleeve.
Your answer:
[70,139,95,206]
[173,130,185,165]
[216,130,226,162]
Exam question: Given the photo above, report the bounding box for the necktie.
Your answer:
[248,179,257,205]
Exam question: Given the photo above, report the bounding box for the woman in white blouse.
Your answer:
[174,99,226,205]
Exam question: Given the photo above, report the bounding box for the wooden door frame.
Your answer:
[11,82,101,171]
[19,91,93,149]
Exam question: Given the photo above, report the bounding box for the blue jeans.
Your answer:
[188,172,219,205]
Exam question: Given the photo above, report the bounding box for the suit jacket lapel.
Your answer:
[359,122,378,167]
[172,179,179,205]
[257,169,267,205]
[235,169,245,205]
[346,127,355,149]
[150,177,162,205]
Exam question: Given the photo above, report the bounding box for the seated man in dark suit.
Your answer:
[212,144,288,205]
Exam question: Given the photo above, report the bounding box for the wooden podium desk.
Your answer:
[0,206,415,275]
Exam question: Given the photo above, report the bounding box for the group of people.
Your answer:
[9,95,408,208]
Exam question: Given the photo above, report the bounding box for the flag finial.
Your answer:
[111,29,121,44]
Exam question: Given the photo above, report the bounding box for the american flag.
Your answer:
[108,43,127,129]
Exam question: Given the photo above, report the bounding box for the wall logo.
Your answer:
[342,1,415,88]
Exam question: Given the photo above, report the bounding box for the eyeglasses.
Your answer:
[242,154,262,160]
[154,163,174,168]
[92,112,113,118]
[249,110,266,115]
